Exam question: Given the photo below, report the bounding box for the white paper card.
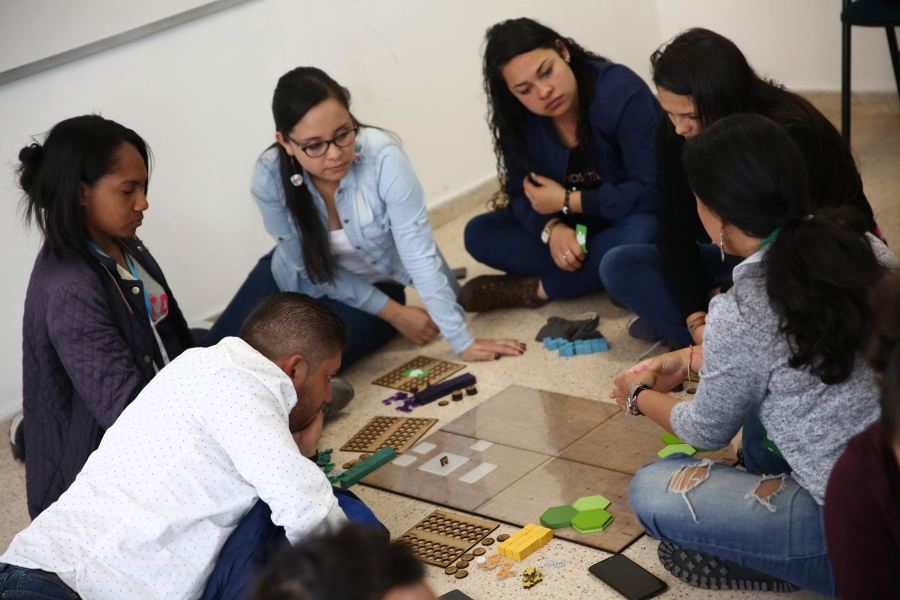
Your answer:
[411,442,436,454]
[469,440,494,452]
[418,452,469,476]
[392,455,417,467]
[459,463,498,484]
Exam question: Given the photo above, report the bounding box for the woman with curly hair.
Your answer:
[460,17,660,312]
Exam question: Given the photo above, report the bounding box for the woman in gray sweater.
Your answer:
[611,114,897,596]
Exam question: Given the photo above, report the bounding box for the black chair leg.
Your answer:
[887,27,900,105]
[842,21,852,143]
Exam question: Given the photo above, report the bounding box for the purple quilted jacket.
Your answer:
[21,236,193,518]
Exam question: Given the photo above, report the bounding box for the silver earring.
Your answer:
[290,156,303,187]
[719,231,725,262]
[565,55,570,64]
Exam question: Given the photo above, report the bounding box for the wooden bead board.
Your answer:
[397,510,498,567]
[372,356,465,392]
[340,416,438,454]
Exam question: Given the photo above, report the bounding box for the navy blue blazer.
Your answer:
[504,61,661,236]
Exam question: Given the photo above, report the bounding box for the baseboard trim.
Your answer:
[427,174,499,230]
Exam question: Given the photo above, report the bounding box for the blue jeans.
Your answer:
[200,250,405,372]
[599,243,738,348]
[0,564,78,599]
[465,210,657,300]
[629,415,832,596]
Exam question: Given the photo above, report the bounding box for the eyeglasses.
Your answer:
[288,127,358,158]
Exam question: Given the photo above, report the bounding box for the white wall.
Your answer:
[656,0,898,92]
[0,0,897,419]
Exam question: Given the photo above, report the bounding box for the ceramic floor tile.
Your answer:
[440,384,619,456]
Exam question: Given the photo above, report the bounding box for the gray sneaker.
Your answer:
[9,412,25,462]
[323,377,354,419]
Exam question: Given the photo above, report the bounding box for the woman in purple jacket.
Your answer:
[16,115,193,517]
[460,18,660,312]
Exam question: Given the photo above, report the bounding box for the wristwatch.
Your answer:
[541,219,562,244]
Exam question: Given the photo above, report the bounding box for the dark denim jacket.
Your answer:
[21,236,192,518]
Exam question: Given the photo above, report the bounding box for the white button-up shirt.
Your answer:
[1,337,345,600]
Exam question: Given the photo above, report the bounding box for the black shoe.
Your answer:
[322,377,354,420]
[9,412,25,462]
[658,541,795,592]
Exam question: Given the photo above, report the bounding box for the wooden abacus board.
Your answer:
[372,356,465,392]
[397,510,498,567]
[340,416,438,454]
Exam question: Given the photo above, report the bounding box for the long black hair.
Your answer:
[867,274,900,446]
[651,28,863,210]
[270,67,358,285]
[246,524,424,600]
[18,114,151,259]
[684,114,886,385]
[483,18,608,210]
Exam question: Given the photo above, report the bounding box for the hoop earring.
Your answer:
[719,231,725,262]
[290,155,303,187]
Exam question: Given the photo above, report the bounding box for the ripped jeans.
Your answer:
[629,455,836,597]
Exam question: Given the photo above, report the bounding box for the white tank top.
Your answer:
[329,228,390,284]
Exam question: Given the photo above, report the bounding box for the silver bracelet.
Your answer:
[626,381,651,416]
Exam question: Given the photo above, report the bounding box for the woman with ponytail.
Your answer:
[203,67,522,395]
[825,274,900,599]
[610,114,896,595]
[17,115,193,518]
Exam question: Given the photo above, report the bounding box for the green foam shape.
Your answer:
[657,443,697,458]
[660,432,683,445]
[540,505,579,529]
[339,447,397,488]
[572,495,611,512]
[570,508,612,533]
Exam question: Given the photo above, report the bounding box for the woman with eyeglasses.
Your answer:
[459,18,660,312]
[203,67,523,395]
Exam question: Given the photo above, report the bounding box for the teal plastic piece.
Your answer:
[590,338,608,352]
[657,444,697,458]
[558,342,575,357]
[544,337,561,350]
[338,447,397,488]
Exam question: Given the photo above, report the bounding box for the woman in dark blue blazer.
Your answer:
[461,18,660,312]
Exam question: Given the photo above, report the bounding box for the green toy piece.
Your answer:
[575,224,588,251]
[338,447,397,488]
[572,494,611,512]
[540,505,579,529]
[657,443,697,458]
[660,432,683,446]
[401,367,431,378]
[571,508,613,534]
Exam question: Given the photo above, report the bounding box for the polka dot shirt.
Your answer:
[1,337,346,599]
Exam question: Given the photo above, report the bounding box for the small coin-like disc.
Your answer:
[475,556,487,564]
[438,400,449,406]
[555,560,566,567]
[444,566,457,575]
[472,548,486,556]
[481,537,494,545]
[497,534,510,542]
[456,560,469,569]
[461,553,474,562]
[454,570,468,579]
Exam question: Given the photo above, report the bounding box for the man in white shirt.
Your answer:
[0,292,348,600]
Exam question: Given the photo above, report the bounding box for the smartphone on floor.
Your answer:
[589,555,667,600]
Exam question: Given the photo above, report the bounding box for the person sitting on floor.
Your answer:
[201,66,523,384]
[599,28,881,349]
[610,114,897,596]
[824,273,900,599]
[245,525,436,600]
[14,115,193,518]
[0,292,369,600]
[459,17,659,312]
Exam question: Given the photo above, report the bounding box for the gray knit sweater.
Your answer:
[671,234,898,504]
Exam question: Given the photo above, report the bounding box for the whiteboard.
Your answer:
[0,0,253,85]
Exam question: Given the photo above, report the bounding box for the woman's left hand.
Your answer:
[523,173,565,215]
[611,370,659,411]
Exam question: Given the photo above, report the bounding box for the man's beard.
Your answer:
[288,378,321,433]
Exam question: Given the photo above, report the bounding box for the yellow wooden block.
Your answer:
[535,526,553,545]
[509,547,522,561]
[497,543,510,558]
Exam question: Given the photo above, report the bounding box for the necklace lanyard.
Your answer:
[88,242,153,318]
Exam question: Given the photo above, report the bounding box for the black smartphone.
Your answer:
[589,555,667,600]
[439,591,474,600]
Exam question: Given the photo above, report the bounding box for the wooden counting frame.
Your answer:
[397,510,498,567]
[372,356,466,392]
[340,416,438,454]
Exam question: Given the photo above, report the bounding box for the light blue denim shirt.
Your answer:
[252,127,474,354]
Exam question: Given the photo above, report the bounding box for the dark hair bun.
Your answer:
[17,142,44,195]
